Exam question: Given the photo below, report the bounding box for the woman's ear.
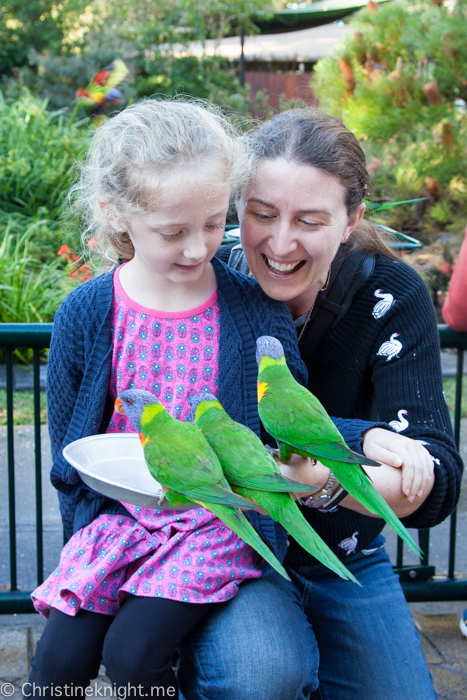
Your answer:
[99,202,124,232]
[342,202,366,243]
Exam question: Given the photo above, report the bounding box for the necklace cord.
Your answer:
[297,266,332,343]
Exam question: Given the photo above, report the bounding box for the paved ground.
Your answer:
[0,392,466,697]
[1,604,467,698]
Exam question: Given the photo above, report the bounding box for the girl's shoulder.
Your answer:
[213,255,286,312]
[58,269,114,315]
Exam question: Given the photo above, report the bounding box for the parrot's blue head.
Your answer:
[188,393,217,414]
[255,336,285,365]
[115,389,161,430]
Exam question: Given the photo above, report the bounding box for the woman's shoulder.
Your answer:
[371,253,427,290]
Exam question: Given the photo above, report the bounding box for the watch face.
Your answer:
[304,493,329,508]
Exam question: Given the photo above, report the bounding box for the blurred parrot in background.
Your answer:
[115,389,292,580]
[189,393,358,583]
[255,336,422,558]
[76,58,129,113]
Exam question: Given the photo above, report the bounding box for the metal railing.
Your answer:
[0,322,466,613]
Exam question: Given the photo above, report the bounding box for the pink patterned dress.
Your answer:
[32,266,262,618]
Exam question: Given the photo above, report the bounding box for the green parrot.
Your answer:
[115,389,291,580]
[255,336,422,558]
[189,393,359,584]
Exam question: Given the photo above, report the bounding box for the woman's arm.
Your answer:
[277,448,434,519]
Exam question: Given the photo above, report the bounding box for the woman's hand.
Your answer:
[276,452,331,496]
[362,427,435,502]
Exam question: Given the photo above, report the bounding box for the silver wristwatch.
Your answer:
[302,472,339,509]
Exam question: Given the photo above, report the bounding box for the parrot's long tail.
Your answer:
[241,489,359,584]
[200,501,291,581]
[320,459,422,558]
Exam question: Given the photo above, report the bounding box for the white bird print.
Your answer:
[389,409,409,433]
[377,333,402,362]
[338,531,359,556]
[372,289,395,319]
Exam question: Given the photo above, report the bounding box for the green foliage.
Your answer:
[0,222,74,325]
[0,90,91,256]
[0,389,47,425]
[313,0,467,236]
[134,54,249,111]
[443,378,467,420]
[0,0,89,75]
[0,90,91,220]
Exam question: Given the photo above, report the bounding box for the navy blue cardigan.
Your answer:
[47,257,375,564]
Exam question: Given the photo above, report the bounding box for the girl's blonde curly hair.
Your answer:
[73,98,250,265]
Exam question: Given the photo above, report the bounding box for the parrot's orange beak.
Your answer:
[115,397,124,415]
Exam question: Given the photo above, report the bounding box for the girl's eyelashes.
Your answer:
[160,231,183,241]
[158,221,226,241]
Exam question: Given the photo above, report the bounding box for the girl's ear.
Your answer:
[99,202,124,232]
[342,202,366,243]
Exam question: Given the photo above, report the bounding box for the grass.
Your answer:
[0,380,465,426]
[443,379,467,420]
[0,389,47,425]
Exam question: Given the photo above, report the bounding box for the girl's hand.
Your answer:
[362,427,435,502]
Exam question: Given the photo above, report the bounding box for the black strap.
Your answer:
[298,245,376,356]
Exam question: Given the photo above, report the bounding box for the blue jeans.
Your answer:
[177,537,436,700]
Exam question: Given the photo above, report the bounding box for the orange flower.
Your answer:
[57,244,71,257]
[87,236,97,250]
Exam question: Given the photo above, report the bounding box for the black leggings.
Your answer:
[28,596,216,699]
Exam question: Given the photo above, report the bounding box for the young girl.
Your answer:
[29,99,386,697]
[27,99,310,698]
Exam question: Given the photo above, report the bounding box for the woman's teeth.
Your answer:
[264,255,304,273]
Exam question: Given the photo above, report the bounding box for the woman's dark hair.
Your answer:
[248,109,398,259]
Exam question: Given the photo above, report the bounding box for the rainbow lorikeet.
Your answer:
[76,58,129,110]
[255,336,422,558]
[115,389,291,580]
[189,393,358,583]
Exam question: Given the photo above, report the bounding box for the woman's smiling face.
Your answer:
[239,158,364,317]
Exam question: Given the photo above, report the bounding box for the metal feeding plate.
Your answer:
[62,433,192,510]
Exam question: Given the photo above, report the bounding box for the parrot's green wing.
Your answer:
[139,404,290,579]
[195,401,318,493]
[258,365,380,467]
[257,356,421,558]
[317,455,422,557]
[234,486,358,584]
[202,502,291,580]
[232,472,317,493]
[193,400,361,583]
[183,483,256,509]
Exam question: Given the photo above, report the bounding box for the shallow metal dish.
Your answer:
[62,434,193,510]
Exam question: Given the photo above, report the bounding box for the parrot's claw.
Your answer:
[264,444,280,459]
[156,487,167,507]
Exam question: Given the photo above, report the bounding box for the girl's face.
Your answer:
[120,179,230,288]
[238,159,365,317]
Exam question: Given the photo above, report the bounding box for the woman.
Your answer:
[177,110,463,700]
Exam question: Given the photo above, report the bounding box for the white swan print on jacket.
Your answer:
[389,409,409,433]
[338,531,359,556]
[372,289,395,319]
[377,333,402,361]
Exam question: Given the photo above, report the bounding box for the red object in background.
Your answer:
[245,72,317,115]
[443,227,467,332]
